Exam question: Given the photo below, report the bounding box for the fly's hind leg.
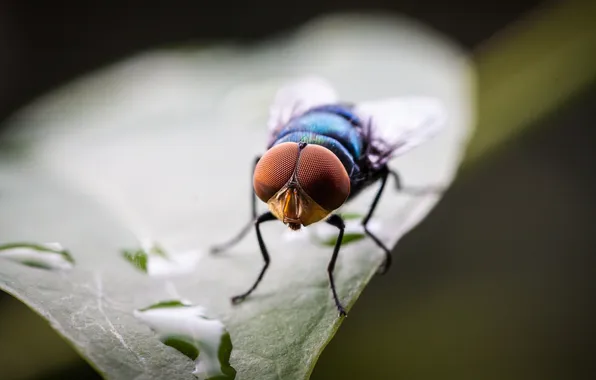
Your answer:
[388,169,445,195]
[210,155,261,254]
[364,168,444,274]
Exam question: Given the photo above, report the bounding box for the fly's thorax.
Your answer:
[253,142,350,229]
[274,111,363,159]
[272,108,364,180]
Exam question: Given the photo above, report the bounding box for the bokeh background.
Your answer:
[1,0,595,379]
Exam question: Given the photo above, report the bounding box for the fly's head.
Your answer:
[253,141,350,230]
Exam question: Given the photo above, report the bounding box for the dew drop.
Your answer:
[0,242,74,270]
[134,300,236,380]
[122,240,200,277]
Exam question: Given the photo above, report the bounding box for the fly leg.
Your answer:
[326,214,347,317]
[365,169,443,274]
[231,211,277,304]
[362,166,393,275]
[210,156,261,254]
[389,169,445,195]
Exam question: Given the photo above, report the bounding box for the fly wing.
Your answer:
[353,97,447,168]
[267,76,338,144]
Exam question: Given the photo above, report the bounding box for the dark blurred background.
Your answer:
[2,0,596,379]
[0,0,544,125]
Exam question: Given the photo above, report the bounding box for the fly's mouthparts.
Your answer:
[283,215,300,223]
[280,185,304,230]
[283,187,301,222]
[286,222,302,231]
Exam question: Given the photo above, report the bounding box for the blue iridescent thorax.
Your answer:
[270,105,364,179]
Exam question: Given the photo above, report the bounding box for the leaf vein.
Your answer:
[94,272,146,366]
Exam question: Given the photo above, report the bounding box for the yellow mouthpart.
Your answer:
[267,185,331,228]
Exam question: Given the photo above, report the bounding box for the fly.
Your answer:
[210,76,447,317]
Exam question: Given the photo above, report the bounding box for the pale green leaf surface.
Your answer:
[0,13,474,379]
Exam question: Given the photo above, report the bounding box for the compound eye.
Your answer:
[253,142,299,202]
[296,144,350,211]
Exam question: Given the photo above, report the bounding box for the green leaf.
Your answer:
[138,300,193,311]
[338,212,364,221]
[0,13,473,380]
[321,233,366,247]
[133,301,236,379]
[122,248,149,272]
[0,242,75,268]
[122,242,171,273]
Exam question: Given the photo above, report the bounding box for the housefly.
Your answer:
[211,76,447,317]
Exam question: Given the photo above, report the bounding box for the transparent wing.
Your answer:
[353,97,447,167]
[267,76,338,142]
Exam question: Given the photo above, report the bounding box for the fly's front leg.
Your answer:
[210,155,261,254]
[326,214,347,317]
[362,166,393,274]
[231,211,277,304]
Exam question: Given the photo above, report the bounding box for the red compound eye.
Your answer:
[253,142,299,202]
[296,144,350,211]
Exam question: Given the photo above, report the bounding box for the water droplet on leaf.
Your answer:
[122,241,200,277]
[134,300,236,380]
[0,242,74,270]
